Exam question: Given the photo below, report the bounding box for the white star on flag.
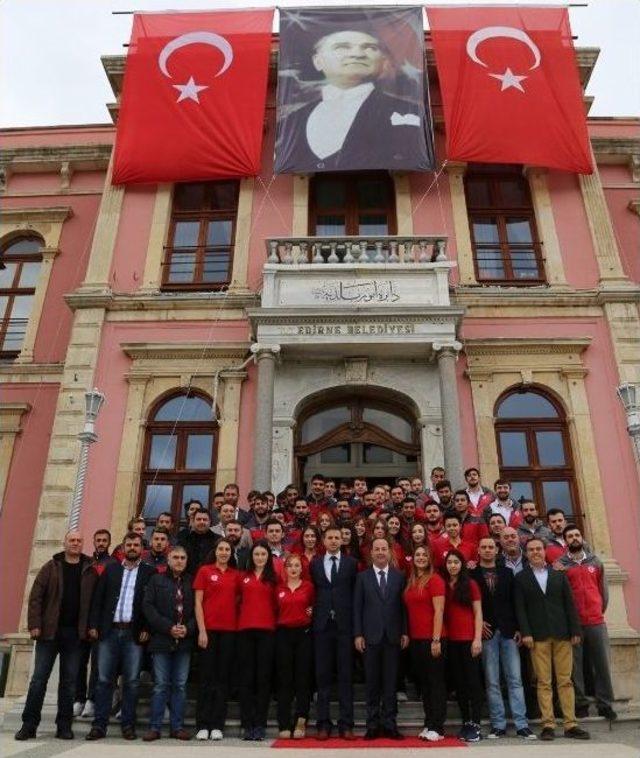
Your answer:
[173,76,208,103]
[489,67,528,92]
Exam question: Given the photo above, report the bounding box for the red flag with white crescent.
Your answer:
[112,10,274,184]
[426,6,592,173]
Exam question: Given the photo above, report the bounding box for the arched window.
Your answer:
[0,235,44,358]
[138,390,218,527]
[495,388,580,525]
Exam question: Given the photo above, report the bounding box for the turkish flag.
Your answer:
[427,6,592,173]
[112,10,274,184]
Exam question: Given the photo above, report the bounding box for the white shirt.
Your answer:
[114,561,140,623]
[532,565,549,594]
[306,82,374,159]
[323,551,341,583]
[490,498,516,523]
[466,487,484,508]
[375,565,389,587]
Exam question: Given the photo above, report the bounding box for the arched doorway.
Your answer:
[295,390,420,488]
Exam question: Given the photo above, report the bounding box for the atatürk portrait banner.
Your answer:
[274,6,435,174]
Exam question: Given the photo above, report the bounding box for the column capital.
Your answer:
[250,343,281,360]
[433,340,463,358]
[444,161,467,175]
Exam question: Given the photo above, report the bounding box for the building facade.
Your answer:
[1,43,639,705]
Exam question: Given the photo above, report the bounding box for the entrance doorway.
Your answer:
[295,392,420,490]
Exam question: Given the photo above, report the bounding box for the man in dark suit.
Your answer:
[275,29,432,173]
[85,531,156,740]
[514,538,590,742]
[354,538,408,739]
[309,526,358,740]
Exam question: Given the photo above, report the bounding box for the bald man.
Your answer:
[16,530,95,741]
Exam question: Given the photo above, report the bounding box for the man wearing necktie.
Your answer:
[309,527,358,740]
[274,28,431,173]
[354,538,409,740]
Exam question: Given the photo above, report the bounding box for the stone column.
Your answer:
[250,343,280,490]
[435,342,464,487]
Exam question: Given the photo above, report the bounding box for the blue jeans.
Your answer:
[149,650,191,732]
[93,628,143,732]
[22,627,80,731]
[482,630,528,731]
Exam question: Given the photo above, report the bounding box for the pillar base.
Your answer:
[1,633,33,697]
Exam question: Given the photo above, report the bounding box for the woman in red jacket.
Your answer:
[294,525,321,580]
[403,545,447,741]
[237,540,278,741]
[442,549,484,743]
[193,538,240,741]
[275,554,315,739]
[387,515,406,567]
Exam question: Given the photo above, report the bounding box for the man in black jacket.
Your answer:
[310,526,358,740]
[142,545,195,741]
[86,532,156,740]
[514,538,590,741]
[471,537,534,740]
[178,508,218,575]
[354,538,408,740]
[16,530,94,741]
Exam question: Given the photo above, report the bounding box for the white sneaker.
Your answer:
[426,730,444,742]
[396,691,408,702]
[209,730,223,741]
[418,728,430,740]
[73,702,84,717]
[80,701,94,719]
[195,729,210,740]
[114,709,121,721]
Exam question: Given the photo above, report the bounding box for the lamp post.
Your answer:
[68,388,105,530]
[616,382,640,464]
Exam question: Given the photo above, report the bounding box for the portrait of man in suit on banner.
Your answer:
[274,6,435,174]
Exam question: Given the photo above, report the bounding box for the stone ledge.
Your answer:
[65,289,260,312]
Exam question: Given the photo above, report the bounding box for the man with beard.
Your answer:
[177,500,204,544]
[180,509,218,575]
[424,502,444,542]
[335,498,353,525]
[286,497,313,546]
[386,485,405,515]
[244,492,273,533]
[425,467,446,504]
[464,467,494,512]
[482,480,523,529]
[86,532,155,740]
[143,527,170,573]
[517,501,552,546]
[545,509,570,565]
[357,491,379,519]
[433,479,453,512]
[75,530,115,720]
[559,525,616,721]
[213,503,252,549]
[225,520,251,570]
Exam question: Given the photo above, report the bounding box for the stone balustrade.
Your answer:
[265,235,448,265]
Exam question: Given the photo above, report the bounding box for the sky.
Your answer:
[1,0,639,128]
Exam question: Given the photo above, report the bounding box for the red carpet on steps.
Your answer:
[271,736,466,748]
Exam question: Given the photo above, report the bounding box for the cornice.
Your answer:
[122,342,251,362]
[0,363,64,382]
[248,306,465,325]
[0,207,73,226]
[0,144,112,173]
[453,284,640,308]
[464,337,592,357]
[65,289,260,312]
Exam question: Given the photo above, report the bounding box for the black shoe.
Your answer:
[564,726,591,740]
[364,728,380,740]
[121,726,137,740]
[575,705,590,719]
[55,728,74,740]
[85,727,106,741]
[540,727,555,741]
[14,726,36,741]
[598,707,617,721]
[488,728,507,739]
[383,728,404,740]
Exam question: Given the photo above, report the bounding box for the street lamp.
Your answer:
[68,388,106,530]
[616,382,640,463]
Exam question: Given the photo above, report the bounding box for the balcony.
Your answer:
[265,234,448,265]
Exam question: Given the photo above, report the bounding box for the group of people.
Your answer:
[17,467,616,744]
